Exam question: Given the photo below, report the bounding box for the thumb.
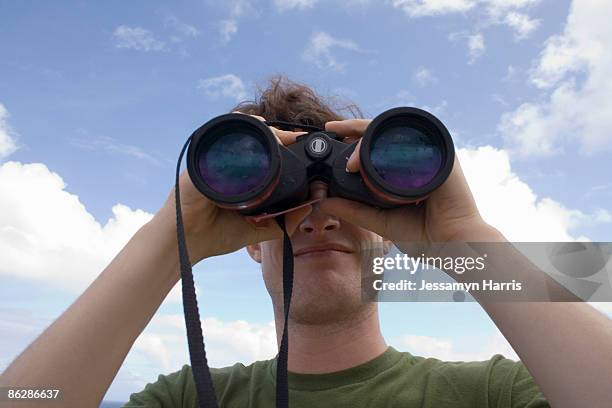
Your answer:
[319,197,388,237]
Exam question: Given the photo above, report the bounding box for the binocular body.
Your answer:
[187,107,455,216]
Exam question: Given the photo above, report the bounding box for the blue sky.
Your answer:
[1,0,611,403]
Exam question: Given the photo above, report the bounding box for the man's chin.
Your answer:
[287,279,366,325]
[288,295,371,326]
[270,250,366,325]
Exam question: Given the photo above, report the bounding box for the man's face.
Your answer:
[247,182,389,325]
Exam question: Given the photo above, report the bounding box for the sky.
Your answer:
[1,0,611,403]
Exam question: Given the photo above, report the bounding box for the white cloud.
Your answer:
[459,146,606,241]
[500,0,612,156]
[134,333,175,371]
[485,0,539,17]
[484,0,541,39]
[200,317,277,366]
[387,90,448,117]
[413,67,438,86]
[503,64,520,82]
[216,0,254,44]
[163,280,202,306]
[113,25,166,52]
[164,14,199,50]
[590,183,612,193]
[0,307,272,399]
[0,103,18,160]
[449,32,486,63]
[134,314,277,370]
[219,19,238,44]
[274,0,317,11]
[391,0,476,17]
[104,366,150,402]
[164,15,200,39]
[396,90,414,102]
[504,11,540,40]
[593,209,612,224]
[0,159,192,305]
[589,302,612,317]
[0,161,154,292]
[0,111,202,313]
[228,0,251,18]
[420,100,448,116]
[491,93,510,107]
[392,0,541,39]
[0,308,51,371]
[71,133,165,166]
[394,331,519,361]
[198,74,248,101]
[467,33,486,62]
[0,111,188,302]
[302,31,363,71]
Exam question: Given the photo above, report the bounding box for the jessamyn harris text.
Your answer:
[373,279,523,292]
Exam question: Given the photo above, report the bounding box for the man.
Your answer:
[2,77,611,407]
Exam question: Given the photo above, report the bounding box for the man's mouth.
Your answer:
[293,244,353,258]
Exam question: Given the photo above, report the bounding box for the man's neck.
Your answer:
[274,305,387,374]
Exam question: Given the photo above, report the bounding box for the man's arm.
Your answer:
[321,118,612,408]
[463,226,612,408]
[484,300,612,408]
[0,166,310,407]
[0,209,181,407]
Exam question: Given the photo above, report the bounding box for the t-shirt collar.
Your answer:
[269,346,406,391]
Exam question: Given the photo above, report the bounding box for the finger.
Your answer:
[342,136,361,144]
[232,111,266,122]
[436,156,474,201]
[271,128,308,146]
[319,197,388,237]
[230,112,306,146]
[325,119,371,139]
[428,155,479,217]
[346,139,362,172]
[231,112,283,144]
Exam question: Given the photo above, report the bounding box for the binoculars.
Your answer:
[186,107,455,216]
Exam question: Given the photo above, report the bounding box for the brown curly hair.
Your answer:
[230,75,363,129]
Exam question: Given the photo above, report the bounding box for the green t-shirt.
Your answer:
[124,347,549,407]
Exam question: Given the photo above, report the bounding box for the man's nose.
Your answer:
[298,181,340,234]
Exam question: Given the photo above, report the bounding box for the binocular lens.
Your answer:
[197,128,271,195]
[369,125,443,190]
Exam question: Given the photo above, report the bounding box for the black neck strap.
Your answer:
[275,216,294,407]
[175,136,293,408]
